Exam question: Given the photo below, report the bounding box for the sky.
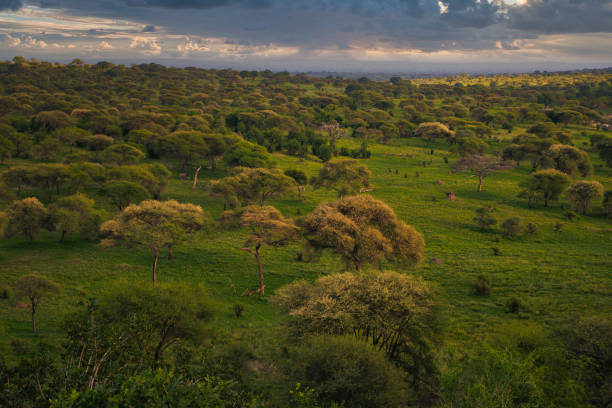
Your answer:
[0,0,611,73]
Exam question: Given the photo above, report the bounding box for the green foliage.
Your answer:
[540,144,593,178]
[5,197,48,243]
[224,140,274,168]
[518,169,571,207]
[302,195,425,270]
[310,159,371,197]
[283,336,409,408]
[100,180,151,211]
[473,207,496,230]
[566,180,604,214]
[473,275,491,296]
[501,217,523,238]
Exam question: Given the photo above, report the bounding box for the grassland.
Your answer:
[1,125,611,358]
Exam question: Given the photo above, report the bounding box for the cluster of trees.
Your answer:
[1,59,611,407]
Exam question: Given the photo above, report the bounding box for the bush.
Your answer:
[473,207,497,230]
[501,217,523,237]
[473,275,491,296]
[604,190,612,218]
[0,286,11,299]
[526,223,538,234]
[566,180,604,214]
[233,304,244,318]
[564,211,578,221]
[507,298,521,313]
[283,336,409,408]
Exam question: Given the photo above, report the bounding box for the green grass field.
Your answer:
[1,126,611,357]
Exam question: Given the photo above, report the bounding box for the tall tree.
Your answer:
[239,205,298,295]
[518,169,571,207]
[566,181,604,214]
[100,200,206,286]
[284,169,308,200]
[49,194,101,242]
[16,274,59,333]
[452,154,516,192]
[5,197,48,243]
[161,131,209,172]
[540,144,592,178]
[303,195,424,271]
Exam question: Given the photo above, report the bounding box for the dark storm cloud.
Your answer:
[142,24,156,32]
[121,0,271,8]
[508,0,612,33]
[440,0,501,28]
[0,0,22,10]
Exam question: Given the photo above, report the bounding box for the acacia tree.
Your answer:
[518,169,571,207]
[62,281,213,389]
[100,180,151,211]
[273,271,438,402]
[540,144,592,177]
[161,131,209,172]
[239,205,298,295]
[101,144,145,166]
[452,154,516,192]
[415,122,454,145]
[100,200,206,286]
[284,169,308,200]
[208,167,295,207]
[311,159,371,197]
[50,194,101,242]
[303,195,424,271]
[6,197,48,243]
[16,274,59,333]
[566,181,604,214]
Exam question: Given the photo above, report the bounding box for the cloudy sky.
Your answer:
[0,0,611,73]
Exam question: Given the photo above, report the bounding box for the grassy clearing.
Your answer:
[1,129,611,355]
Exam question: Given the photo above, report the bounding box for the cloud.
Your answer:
[130,37,162,55]
[0,0,22,11]
[142,24,156,32]
[507,0,612,33]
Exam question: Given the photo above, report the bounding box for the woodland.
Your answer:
[0,57,611,407]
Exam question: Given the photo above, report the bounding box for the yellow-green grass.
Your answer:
[1,129,611,357]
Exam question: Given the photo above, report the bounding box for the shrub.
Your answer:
[283,335,409,408]
[0,285,12,299]
[603,190,612,218]
[233,304,244,318]
[526,223,538,234]
[473,275,491,296]
[507,298,521,313]
[501,217,523,237]
[564,211,578,221]
[473,207,497,230]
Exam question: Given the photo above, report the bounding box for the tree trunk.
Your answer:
[477,176,483,192]
[210,157,216,171]
[167,244,174,260]
[152,249,159,287]
[60,230,66,243]
[31,299,36,333]
[255,245,264,295]
[192,166,202,190]
[297,186,302,201]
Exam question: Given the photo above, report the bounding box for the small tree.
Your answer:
[540,144,592,178]
[303,195,424,271]
[311,159,371,197]
[501,217,523,237]
[452,155,516,192]
[284,169,308,200]
[100,200,206,286]
[566,181,604,214]
[416,122,454,145]
[223,140,274,168]
[239,206,298,295]
[518,169,571,207]
[101,143,145,166]
[16,274,59,333]
[101,180,151,211]
[161,131,209,172]
[473,207,496,230]
[6,197,48,243]
[595,137,612,168]
[209,167,295,207]
[53,127,89,153]
[50,194,101,242]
